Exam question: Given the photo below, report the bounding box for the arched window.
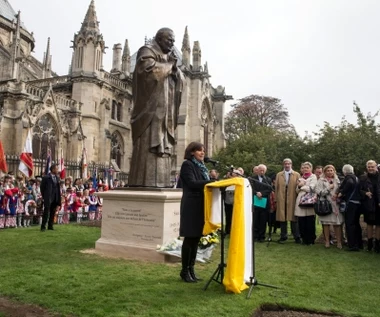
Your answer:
[32,114,58,160]
[111,100,117,120]
[117,102,122,121]
[110,131,124,168]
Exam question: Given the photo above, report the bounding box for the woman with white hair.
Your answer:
[337,164,362,251]
[316,165,344,249]
[294,162,318,245]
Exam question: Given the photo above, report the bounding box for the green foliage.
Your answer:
[0,225,380,317]
[215,126,306,176]
[219,101,380,176]
[310,105,380,175]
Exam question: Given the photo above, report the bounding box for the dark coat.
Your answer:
[339,173,360,202]
[40,174,61,207]
[179,159,211,237]
[359,172,379,213]
[249,175,273,210]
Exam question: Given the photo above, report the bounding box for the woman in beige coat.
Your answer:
[294,162,318,245]
[315,165,343,249]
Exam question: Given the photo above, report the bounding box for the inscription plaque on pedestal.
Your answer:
[95,189,182,262]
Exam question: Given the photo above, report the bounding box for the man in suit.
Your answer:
[40,164,61,231]
[275,158,301,243]
[249,164,273,242]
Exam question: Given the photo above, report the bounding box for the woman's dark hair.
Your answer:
[184,142,205,160]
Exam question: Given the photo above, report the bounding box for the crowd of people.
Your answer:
[0,164,125,230]
[219,158,380,253]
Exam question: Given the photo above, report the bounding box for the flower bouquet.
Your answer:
[156,230,220,263]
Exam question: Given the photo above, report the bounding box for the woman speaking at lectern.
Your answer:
[178,142,214,283]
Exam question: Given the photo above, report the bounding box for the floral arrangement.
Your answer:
[198,230,220,249]
[157,237,182,252]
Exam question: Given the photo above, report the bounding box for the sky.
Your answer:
[10,0,380,136]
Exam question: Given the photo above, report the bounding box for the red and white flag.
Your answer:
[81,147,88,180]
[59,148,66,179]
[0,140,8,174]
[19,129,33,178]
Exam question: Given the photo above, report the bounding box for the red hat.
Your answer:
[89,189,96,194]
[5,189,13,196]
[11,188,19,194]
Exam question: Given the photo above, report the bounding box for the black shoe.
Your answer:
[180,269,196,283]
[345,247,360,252]
[367,238,373,252]
[295,238,302,244]
[189,266,202,282]
[48,227,54,230]
[277,237,287,244]
[40,227,46,232]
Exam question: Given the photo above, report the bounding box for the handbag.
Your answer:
[314,196,332,216]
[298,189,317,208]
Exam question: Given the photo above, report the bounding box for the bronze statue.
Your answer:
[128,28,184,187]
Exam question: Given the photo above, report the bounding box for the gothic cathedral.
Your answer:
[0,0,231,176]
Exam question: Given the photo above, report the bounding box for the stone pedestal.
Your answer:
[95,188,182,262]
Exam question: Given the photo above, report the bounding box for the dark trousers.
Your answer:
[280,220,300,240]
[181,237,201,269]
[254,206,269,240]
[268,211,279,233]
[42,201,59,229]
[224,203,233,234]
[298,215,316,245]
[345,203,362,249]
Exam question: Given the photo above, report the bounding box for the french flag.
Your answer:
[19,129,33,178]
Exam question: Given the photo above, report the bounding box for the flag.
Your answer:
[59,148,66,179]
[92,167,97,190]
[44,147,51,175]
[81,147,87,180]
[19,129,33,178]
[104,168,108,187]
[0,140,8,173]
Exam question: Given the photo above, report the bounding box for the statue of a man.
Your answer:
[128,28,184,187]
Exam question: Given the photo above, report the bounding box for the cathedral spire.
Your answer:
[121,39,130,76]
[42,37,52,79]
[80,0,99,33]
[181,26,191,68]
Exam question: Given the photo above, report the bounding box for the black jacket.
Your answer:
[40,174,61,207]
[359,172,379,212]
[339,173,360,202]
[249,175,273,198]
[179,160,211,237]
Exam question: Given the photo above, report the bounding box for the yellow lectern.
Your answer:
[203,178,253,294]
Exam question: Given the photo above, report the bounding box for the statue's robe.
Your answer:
[128,41,183,187]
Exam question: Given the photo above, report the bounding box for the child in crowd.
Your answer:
[88,189,97,220]
[16,188,25,228]
[74,189,84,223]
[57,196,65,225]
[24,199,37,227]
[64,187,74,224]
[5,188,18,228]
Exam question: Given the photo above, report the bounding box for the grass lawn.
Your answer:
[0,225,379,317]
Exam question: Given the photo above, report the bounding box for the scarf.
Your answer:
[302,172,312,179]
[191,157,210,180]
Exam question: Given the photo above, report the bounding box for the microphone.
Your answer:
[204,157,219,165]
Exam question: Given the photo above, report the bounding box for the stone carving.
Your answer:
[128,28,184,188]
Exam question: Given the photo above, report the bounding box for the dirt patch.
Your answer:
[252,304,344,317]
[0,297,66,317]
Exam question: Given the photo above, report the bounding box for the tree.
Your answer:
[225,95,294,142]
